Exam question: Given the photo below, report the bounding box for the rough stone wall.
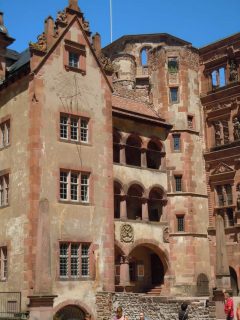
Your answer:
[96,292,216,320]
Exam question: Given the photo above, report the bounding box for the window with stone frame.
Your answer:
[0,246,7,281]
[60,170,90,203]
[212,120,229,146]
[0,120,10,149]
[169,87,179,104]
[174,175,182,192]
[177,215,185,232]
[59,242,90,279]
[60,113,89,143]
[173,134,181,151]
[215,184,233,207]
[187,115,194,129]
[168,57,179,73]
[0,174,9,207]
[211,67,226,89]
[68,52,80,68]
[64,39,86,74]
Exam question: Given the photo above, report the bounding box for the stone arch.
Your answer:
[146,138,163,170]
[127,238,170,272]
[126,183,145,220]
[147,184,167,200]
[148,136,165,152]
[54,300,94,320]
[125,133,142,167]
[115,240,127,256]
[147,186,167,222]
[126,181,146,197]
[229,266,239,296]
[140,46,152,66]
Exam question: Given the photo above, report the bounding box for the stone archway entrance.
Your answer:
[54,305,86,320]
[229,266,239,296]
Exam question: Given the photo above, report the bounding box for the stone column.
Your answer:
[28,295,57,320]
[215,214,231,289]
[120,196,127,219]
[119,255,130,287]
[141,148,147,168]
[120,144,126,164]
[142,198,148,221]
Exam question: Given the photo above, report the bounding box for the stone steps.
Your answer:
[146,285,162,295]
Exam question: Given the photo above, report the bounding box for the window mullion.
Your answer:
[68,243,71,279]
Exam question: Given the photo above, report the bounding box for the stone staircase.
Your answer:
[146,285,162,295]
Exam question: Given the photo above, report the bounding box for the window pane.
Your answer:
[177,216,184,231]
[60,116,68,139]
[81,175,89,202]
[170,87,179,103]
[71,173,78,201]
[5,122,10,145]
[60,172,68,200]
[60,243,68,277]
[81,244,89,276]
[69,52,79,68]
[70,117,79,141]
[173,135,180,151]
[71,244,79,277]
[175,176,182,192]
[80,119,88,142]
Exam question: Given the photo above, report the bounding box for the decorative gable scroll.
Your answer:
[210,162,235,184]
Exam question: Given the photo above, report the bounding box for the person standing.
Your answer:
[236,302,240,320]
[178,303,188,320]
[224,292,234,320]
[113,306,128,320]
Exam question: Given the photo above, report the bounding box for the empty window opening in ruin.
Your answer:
[141,48,148,66]
[187,115,194,129]
[211,67,226,89]
[168,57,179,73]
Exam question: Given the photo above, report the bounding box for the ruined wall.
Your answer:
[96,292,215,320]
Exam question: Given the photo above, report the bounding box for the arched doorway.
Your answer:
[229,266,239,296]
[54,305,85,320]
[196,273,209,296]
[128,243,167,293]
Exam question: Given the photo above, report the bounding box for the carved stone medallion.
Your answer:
[120,224,134,243]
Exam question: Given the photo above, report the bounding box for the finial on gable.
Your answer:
[68,0,80,12]
[0,12,8,35]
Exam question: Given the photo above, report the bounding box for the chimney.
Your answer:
[92,33,101,55]
[44,16,55,47]
[68,0,80,11]
[0,12,15,81]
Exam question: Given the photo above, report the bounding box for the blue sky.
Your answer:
[1,0,240,53]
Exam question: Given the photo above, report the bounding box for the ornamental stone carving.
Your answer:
[233,117,240,140]
[120,224,134,243]
[98,53,114,73]
[229,60,238,83]
[213,121,221,146]
[82,20,90,32]
[29,32,47,52]
[163,227,170,243]
[56,10,67,25]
